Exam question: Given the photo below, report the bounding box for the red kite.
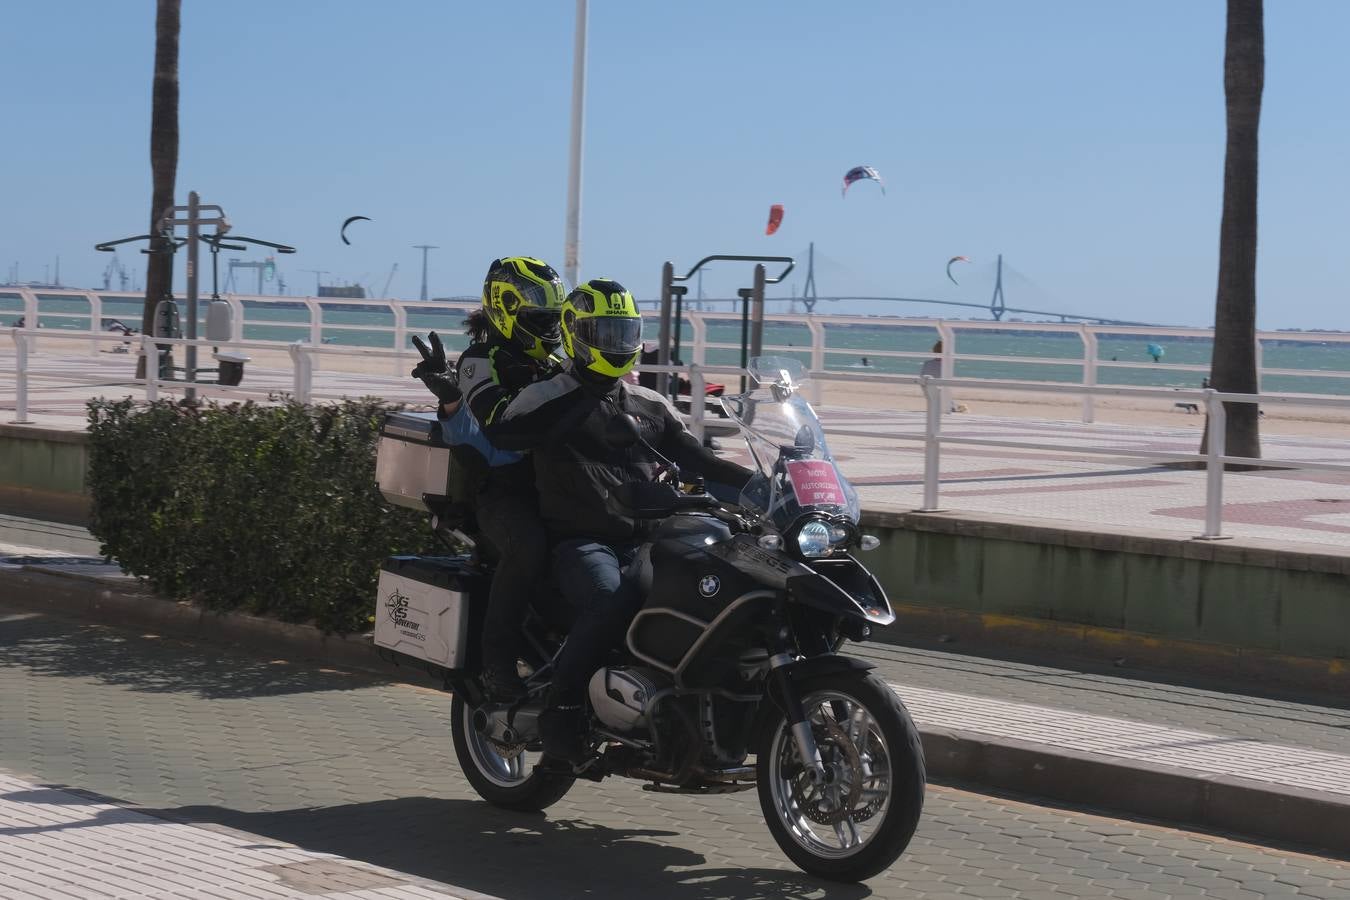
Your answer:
[765,204,785,236]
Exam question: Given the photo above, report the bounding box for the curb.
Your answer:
[921,729,1348,858]
[2,563,1346,859]
[882,603,1350,697]
[0,564,438,688]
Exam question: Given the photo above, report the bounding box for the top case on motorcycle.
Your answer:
[375,411,483,514]
[628,519,771,685]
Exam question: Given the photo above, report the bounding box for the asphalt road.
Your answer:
[2,604,1347,900]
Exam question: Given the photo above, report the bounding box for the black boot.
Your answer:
[539,703,587,765]
[481,658,527,703]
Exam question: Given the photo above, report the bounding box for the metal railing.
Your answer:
[626,362,1350,541]
[6,289,1350,541]
[6,288,1350,418]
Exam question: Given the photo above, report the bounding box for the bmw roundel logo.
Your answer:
[699,575,720,598]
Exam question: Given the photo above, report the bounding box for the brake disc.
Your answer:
[788,719,864,825]
[487,738,526,760]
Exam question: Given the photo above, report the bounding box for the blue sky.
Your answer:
[2,1,1348,328]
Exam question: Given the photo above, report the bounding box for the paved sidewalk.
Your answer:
[5,528,1350,849]
[818,409,1350,549]
[5,349,1350,549]
[0,773,480,899]
[3,604,1350,898]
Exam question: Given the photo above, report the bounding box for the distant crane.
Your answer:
[225,257,277,294]
[302,269,329,294]
[381,262,399,299]
[101,254,131,291]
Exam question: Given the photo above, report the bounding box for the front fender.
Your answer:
[753,654,878,738]
[781,654,875,682]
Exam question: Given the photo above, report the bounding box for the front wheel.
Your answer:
[755,670,926,882]
[450,695,574,811]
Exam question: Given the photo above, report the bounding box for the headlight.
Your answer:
[788,515,858,560]
[796,520,833,558]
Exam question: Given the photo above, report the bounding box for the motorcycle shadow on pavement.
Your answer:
[157,796,875,900]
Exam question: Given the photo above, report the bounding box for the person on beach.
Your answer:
[919,340,943,379]
[411,256,567,702]
[920,340,966,413]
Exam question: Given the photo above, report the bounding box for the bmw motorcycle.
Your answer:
[376,357,925,883]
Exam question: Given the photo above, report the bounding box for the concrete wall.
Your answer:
[0,425,89,524]
[2,425,1346,678]
[861,509,1350,680]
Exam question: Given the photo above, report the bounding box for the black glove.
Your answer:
[411,331,462,405]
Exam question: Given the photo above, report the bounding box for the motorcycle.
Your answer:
[373,357,925,882]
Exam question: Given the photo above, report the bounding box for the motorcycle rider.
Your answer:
[488,278,753,763]
[411,257,567,701]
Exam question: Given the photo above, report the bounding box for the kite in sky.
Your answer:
[946,255,971,285]
[842,165,885,197]
[340,215,371,245]
[765,203,784,235]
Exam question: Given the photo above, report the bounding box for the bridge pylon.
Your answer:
[990,253,1007,321]
[801,242,818,314]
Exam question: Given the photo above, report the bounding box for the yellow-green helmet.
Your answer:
[482,257,566,360]
[561,278,643,379]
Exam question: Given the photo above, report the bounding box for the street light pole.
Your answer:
[413,244,438,301]
[563,0,588,288]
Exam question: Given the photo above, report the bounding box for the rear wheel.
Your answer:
[755,670,925,882]
[450,695,574,811]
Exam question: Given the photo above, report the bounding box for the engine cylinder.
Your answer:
[588,667,665,732]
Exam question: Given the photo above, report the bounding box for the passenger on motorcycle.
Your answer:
[411,256,566,702]
[489,278,753,763]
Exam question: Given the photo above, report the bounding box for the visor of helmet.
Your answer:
[515,278,561,311]
[574,316,642,367]
[517,306,561,344]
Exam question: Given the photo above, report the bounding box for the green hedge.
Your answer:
[86,397,436,633]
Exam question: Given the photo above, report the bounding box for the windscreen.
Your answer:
[721,357,860,527]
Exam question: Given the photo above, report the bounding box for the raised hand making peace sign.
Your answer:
[410,331,463,405]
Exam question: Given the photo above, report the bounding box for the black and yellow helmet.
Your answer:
[482,257,566,360]
[561,278,643,379]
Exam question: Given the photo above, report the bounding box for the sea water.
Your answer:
[8,293,1349,396]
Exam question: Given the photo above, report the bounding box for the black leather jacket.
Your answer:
[494,367,752,542]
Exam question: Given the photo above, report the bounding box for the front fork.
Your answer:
[769,652,830,786]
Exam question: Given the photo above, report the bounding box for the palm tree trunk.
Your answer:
[139,0,181,378]
[1207,0,1263,461]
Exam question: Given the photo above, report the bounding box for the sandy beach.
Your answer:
[18,335,1350,441]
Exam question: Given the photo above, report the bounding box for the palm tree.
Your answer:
[139,0,180,377]
[1207,0,1263,461]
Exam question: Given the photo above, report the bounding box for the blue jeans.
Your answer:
[550,539,642,704]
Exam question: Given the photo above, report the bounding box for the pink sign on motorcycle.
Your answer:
[785,460,846,506]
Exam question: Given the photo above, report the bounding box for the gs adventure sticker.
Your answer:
[384,586,426,640]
